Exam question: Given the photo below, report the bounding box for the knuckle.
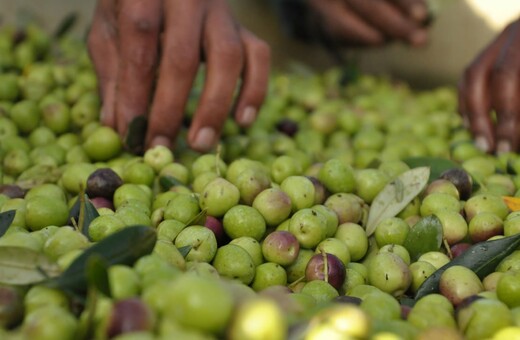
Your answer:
[213,38,244,68]
[124,13,160,35]
[162,45,199,75]
[249,38,271,62]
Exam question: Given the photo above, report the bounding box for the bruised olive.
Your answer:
[106,298,155,338]
[85,168,123,199]
[439,168,473,200]
[0,184,25,199]
[0,285,24,329]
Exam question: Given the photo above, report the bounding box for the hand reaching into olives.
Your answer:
[458,19,520,154]
[87,0,270,153]
[306,0,430,47]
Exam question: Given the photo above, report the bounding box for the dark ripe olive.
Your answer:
[333,295,362,306]
[106,298,154,338]
[276,118,299,137]
[306,176,330,205]
[0,285,24,329]
[439,168,473,200]
[0,184,26,199]
[305,253,346,290]
[85,168,123,199]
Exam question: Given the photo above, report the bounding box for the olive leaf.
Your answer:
[69,194,100,239]
[86,255,111,298]
[45,225,156,292]
[177,245,192,258]
[403,215,443,261]
[403,157,458,182]
[53,12,78,38]
[415,232,520,300]
[159,175,187,191]
[0,247,61,285]
[0,210,16,238]
[403,156,482,191]
[125,116,148,155]
[366,167,430,236]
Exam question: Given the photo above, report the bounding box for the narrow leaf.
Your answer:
[159,176,186,191]
[177,245,192,258]
[403,157,458,182]
[45,225,156,292]
[0,247,61,285]
[415,233,520,300]
[403,215,443,261]
[503,196,520,212]
[53,12,78,38]
[366,167,430,236]
[0,210,16,237]
[81,194,100,239]
[86,255,111,298]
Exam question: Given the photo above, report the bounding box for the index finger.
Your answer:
[115,0,162,137]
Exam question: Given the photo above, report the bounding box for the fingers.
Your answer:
[390,0,429,23]
[346,0,428,46]
[491,21,520,153]
[187,0,245,152]
[308,0,383,45]
[459,24,514,153]
[87,0,119,128]
[145,0,206,149]
[233,29,271,127]
[114,0,162,137]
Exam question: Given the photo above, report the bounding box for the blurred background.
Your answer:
[0,0,518,88]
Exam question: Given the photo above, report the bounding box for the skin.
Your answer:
[87,0,271,152]
[306,0,430,47]
[458,19,520,154]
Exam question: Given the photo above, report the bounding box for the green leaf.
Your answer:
[53,12,78,38]
[44,225,156,292]
[159,175,186,191]
[366,167,430,236]
[125,116,148,156]
[0,210,16,237]
[0,247,61,285]
[80,194,100,239]
[403,215,443,261]
[403,156,481,191]
[403,157,459,182]
[86,255,111,298]
[177,245,192,258]
[415,233,520,300]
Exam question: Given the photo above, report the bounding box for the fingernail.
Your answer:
[497,140,512,154]
[151,135,171,149]
[409,30,428,46]
[192,127,216,151]
[240,106,256,126]
[475,136,490,152]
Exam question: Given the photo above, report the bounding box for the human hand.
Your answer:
[307,0,430,47]
[87,0,270,153]
[458,19,520,154]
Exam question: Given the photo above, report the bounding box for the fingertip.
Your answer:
[189,126,217,152]
[150,135,172,149]
[497,140,513,154]
[474,135,491,153]
[237,106,257,127]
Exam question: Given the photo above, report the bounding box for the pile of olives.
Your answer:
[1,23,519,340]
